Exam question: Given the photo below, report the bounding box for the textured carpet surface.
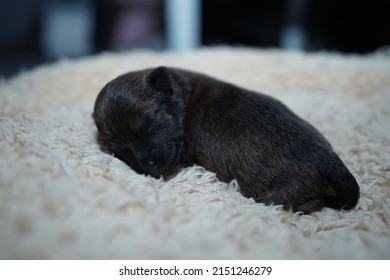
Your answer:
[0,48,389,259]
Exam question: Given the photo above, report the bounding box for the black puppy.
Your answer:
[93,66,359,213]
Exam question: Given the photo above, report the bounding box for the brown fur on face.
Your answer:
[93,68,186,178]
[93,66,359,214]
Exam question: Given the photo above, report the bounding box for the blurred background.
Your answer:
[1,0,389,78]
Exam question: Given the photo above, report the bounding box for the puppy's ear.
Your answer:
[146,66,173,94]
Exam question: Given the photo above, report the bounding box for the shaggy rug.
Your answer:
[0,47,389,259]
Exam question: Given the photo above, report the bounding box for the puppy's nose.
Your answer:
[142,159,160,178]
[147,159,158,170]
[134,149,159,176]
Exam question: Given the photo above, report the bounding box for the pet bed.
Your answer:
[0,47,389,259]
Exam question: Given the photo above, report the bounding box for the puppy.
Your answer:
[93,66,359,213]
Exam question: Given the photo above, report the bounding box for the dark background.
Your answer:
[1,0,389,78]
[202,0,390,52]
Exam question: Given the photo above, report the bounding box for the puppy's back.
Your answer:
[180,73,359,213]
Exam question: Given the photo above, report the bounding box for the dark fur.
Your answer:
[93,66,359,213]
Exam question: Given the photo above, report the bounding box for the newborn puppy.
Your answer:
[93,66,359,213]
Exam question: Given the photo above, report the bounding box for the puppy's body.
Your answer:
[94,66,359,213]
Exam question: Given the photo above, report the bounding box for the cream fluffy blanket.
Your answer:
[1,48,389,259]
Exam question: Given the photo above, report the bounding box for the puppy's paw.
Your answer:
[294,198,324,214]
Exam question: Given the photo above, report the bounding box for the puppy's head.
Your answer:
[93,66,185,178]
